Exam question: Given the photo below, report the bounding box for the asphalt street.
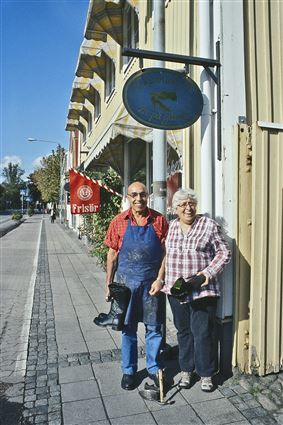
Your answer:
[0,215,282,425]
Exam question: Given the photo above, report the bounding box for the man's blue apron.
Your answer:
[116,219,165,326]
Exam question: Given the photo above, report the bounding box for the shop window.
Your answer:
[105,55,115,98]
[123,3,139,66]
[94,90,101,120]
[87,110,93,133]
[81,128,86,143]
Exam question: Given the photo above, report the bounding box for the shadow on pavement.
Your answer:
[0,383,31,425]
[0,396,31,425]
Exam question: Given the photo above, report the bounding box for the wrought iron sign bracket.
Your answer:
[122,44,220,84]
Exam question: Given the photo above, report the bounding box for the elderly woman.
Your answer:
[162,188,231,392]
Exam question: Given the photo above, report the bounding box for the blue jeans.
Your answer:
[121,323,163,375]
[168,296,218,377]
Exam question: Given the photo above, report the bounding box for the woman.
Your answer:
[162,188,231,392]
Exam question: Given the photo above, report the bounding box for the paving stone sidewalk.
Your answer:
[1,216,282,425]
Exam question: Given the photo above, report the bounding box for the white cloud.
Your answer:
[0,155,22,170]
[32,156,43,170]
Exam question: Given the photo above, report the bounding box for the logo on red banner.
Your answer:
[69,169,100,214]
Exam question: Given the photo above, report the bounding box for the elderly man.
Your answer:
[104,181,168,390]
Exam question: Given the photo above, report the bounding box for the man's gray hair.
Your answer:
[172,188,198,210]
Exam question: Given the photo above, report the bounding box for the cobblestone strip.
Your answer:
[220,371,283,424]
[58,346,145,368]
[22,222,62,425]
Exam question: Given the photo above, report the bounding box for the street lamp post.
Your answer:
[28,137,65,224]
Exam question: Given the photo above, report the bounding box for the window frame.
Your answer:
[105,54,115,99]
[94,90,101,122]
[122,3,139,68]
[87,110,93,134]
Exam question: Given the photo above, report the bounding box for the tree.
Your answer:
[1,162,25,209]
[0,184,6,210]
[2,162,25,185]
[27,173,42,205]
[32,146,64,204]
[79,168,122,269]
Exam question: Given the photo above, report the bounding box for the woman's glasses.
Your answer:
[177,201,197,209]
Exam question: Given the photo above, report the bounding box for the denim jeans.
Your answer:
[168,295,218,377]
[121,323,163,375]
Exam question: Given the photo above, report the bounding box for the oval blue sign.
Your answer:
[123,68,203,130]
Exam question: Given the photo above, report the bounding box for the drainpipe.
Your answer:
[153,0,169,343]
[152,0,166,215]
[199,0,213,216]
[123,140,130,210]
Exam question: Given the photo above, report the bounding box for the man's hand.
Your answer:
[149,279,163,296]
[105,285,112,302]
[197,271,210,287]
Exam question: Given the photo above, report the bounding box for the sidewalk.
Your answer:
[1,215,282,425]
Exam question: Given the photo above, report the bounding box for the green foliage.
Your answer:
[79,168,122,269]
[12,212,23,221]
[0,184,5,210]
[27,173,42,204]
[2,163,25,185]
[248,383,261,400]
[27,207,34,216]
[32,146,64,203]
[1,163,25,209]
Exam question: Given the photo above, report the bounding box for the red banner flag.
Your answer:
[69,169,100,214]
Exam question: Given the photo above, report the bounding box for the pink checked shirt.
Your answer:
[162,215,231,302]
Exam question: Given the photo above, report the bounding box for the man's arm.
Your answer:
[105,248,118,299]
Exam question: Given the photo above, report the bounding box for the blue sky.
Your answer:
[1,0,89,181]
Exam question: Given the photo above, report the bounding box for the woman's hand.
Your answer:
[149,279,163,296]
[197,271,210,287]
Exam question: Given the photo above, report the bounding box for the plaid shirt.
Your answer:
[104,208,168,252]
[162,215,231,302]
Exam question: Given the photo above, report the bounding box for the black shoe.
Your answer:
[149,371,170,390]
[121,374,135,390]
[148,372,160,388]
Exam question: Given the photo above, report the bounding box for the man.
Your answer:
[104,181,168,390]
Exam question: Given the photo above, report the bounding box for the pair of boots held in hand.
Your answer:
[93,283,131,331]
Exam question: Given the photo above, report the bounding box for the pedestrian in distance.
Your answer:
[50,207,56,223]
[102,181,168,391]
[162,188,231,392]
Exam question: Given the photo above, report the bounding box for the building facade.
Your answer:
[65,0,283,376]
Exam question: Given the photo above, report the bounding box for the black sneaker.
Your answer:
[121,374,135,390]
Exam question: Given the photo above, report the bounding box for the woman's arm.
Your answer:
[201,223,231,279]
[149,247,166,296]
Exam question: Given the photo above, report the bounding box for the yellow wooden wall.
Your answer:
[235,0,283,375]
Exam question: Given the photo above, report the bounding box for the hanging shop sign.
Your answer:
[69,169,100,214]
[123,67,203,130]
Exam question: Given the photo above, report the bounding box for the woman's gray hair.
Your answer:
[172,188,198,210]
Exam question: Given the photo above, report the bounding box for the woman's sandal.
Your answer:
[201,376,214,392]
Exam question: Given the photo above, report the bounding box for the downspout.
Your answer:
[199,0,214,216]
[123,140,130,210]
[152,0,167,215]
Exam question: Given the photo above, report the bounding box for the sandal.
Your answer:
[179,371,192,389]
[201,376,214,392]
